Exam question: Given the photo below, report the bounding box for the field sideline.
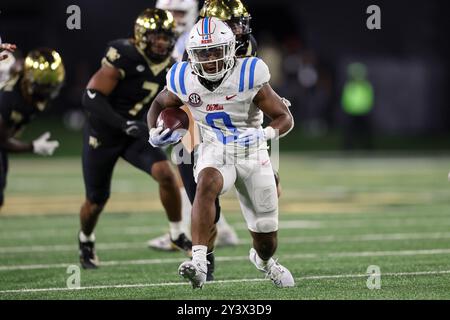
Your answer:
[0,153,449,299]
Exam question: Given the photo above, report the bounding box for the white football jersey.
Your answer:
[166,57,270,152]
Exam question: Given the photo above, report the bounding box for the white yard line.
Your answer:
[2,232,450,254]
[1,269,450,294]
[1,248,450,271]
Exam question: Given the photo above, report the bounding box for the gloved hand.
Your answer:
[123,120,148,138]
[236,127,265,147]
[32,132,59,156]
[148,126,182,148]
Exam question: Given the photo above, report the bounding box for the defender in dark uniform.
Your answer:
[78,8,191,269]
[0,48,64,208]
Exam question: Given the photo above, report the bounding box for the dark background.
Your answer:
[1,0,449,151]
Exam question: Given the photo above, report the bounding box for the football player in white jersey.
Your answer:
[147,17,295,289]
[151,0,241,253]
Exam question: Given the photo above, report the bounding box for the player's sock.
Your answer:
[192,245,207,263]
[169,222,183,240]
[79,231,95,243]
[180,187,192,236]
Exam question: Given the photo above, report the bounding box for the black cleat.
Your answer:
[206,251,215,281]
[79,236,99,269]
[170,233,192,256]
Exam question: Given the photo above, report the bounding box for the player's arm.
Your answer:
[83,65,146,137]
[0,117,32,152]
[252,84,294,139]
[147,87,184,128]
[147,88,184,147]
[0,117,58,155]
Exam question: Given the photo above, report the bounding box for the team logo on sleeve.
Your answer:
[106,47,120,62]
[188,93,202,107]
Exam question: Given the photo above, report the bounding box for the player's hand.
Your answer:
[0,43,17,61]
[32,132,59,156]
[236,127,265,147]
[148,126,182,148]
[123,120,148,138]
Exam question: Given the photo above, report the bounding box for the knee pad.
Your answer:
[255,217,278,233]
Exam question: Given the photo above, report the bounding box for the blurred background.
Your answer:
[1,0,449,153]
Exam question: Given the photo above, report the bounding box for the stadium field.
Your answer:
[0,153,449,299]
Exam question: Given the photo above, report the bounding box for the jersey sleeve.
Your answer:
[165,61,190,101]
[101,40,130,79]
[245,57,271,100]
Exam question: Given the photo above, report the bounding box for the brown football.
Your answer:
[157,108,190,132]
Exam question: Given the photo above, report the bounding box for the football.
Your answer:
[157,108,190,132]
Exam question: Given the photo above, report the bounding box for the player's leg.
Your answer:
[178,144,236,288]
[122,137,191,254]
[0,149,8,210]
[79,132,122,269]
[147,145,194,251]
[235,150,294,288]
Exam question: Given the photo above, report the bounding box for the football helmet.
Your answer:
[200,0,252,54]
[156,0,199,34]
[186,17,236,82]
[22,48,65,101]
[134,8,177,62]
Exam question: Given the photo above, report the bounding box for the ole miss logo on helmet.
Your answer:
[200,17,214,44]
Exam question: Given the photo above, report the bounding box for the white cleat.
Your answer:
[147,233,175,251]
[215,226,239,247]
[178,260,207,289]
[249,248,295,288]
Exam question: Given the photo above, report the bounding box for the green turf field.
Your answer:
[0,153,449,299]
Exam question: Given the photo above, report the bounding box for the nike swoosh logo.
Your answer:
[226,94,237,100]
[87,90,96,99]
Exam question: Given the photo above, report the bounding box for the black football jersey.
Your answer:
[101,39,175,122]
[0,75,41,135]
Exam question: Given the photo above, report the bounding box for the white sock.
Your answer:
[192,245,207,263]
[180,187,192,237]
[169,222,183,240]
[79,231,95,243]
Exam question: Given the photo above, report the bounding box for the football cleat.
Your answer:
[79,237,99,269]
[170,233,193,256]
[206,252,215,281]
[249,248,295,288]
[215,225,239,247]
[178,260,207,289]
[147,233,177,252]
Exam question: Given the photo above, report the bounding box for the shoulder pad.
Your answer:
[237,57,270,93]
[165,61,190,97]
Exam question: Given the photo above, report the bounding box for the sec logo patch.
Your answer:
[188,93,202,107]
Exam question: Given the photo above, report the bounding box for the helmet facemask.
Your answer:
[141,30,177,63]
[188,40,236,82]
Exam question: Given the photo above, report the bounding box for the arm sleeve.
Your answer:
[82,89,127,130]
[101,43,127,79]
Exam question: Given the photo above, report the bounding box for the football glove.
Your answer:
[148,126,182,148]
[32,132,59,156]
[236,127,277,147]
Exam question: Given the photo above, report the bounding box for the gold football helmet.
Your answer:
[200,0,252,52]
[23,48,65,101]
[134,8,178,62]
